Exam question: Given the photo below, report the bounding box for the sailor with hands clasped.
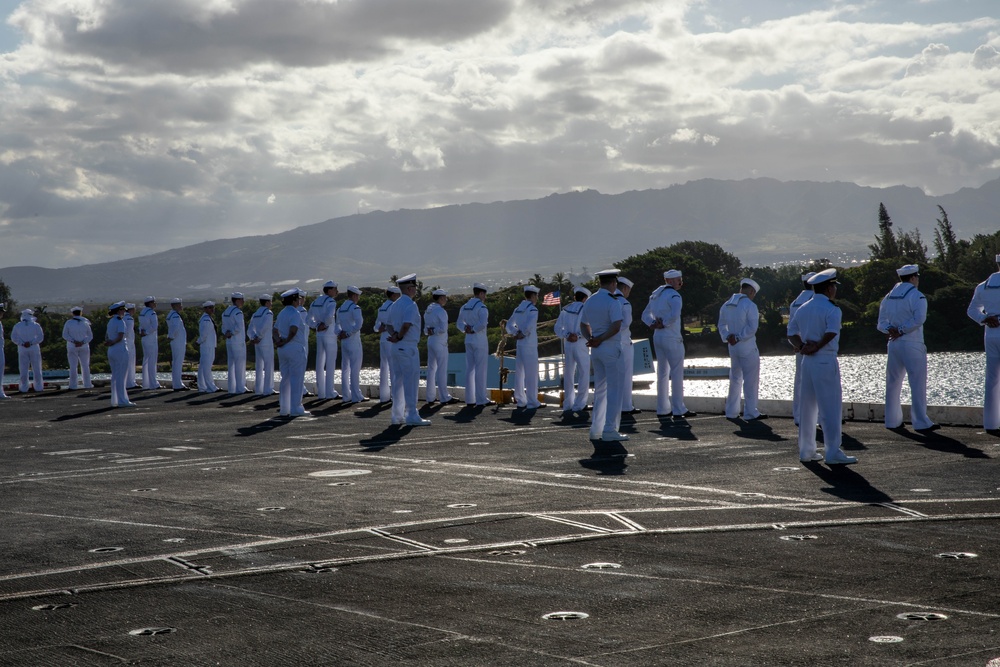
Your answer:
[222,292,249,394]
[62,306,94,390]
[555,286,591,414]
[967,253,1000,435]
[337,286,366,404]
[505,285,541,409]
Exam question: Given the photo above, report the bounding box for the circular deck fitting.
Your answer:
[581,562,622,570]
[309,469,371,477]
[488,549,527,557]
[32,603,77,611]
[163,538,186,543]
[869,636,904,643]
[129,627,177,636]
[88,547,124,554]
[328,482,356,487]
[773,467,799,472]
[779,535,819,541]
[131,488,157,492]
[257,506,285,512]
[935,552,978,559]
[542,611,589,621]
[447,503,477,509]
[896,612,948,621]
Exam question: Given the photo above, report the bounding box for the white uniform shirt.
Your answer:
[877,282,927,343]
[197,313,217,348]
[505,299,538,344]
[718,294,759,345]
[221,305,246,341]
[616,291,632,344]
[336,300,363,338]
[166,310,186,341]
[106,316,127,346]
[789,290,813,322]
[581,289,624,338]
[307,294,337,333]
[554,301,585,340]
[374,299,395,340]
[787,293,841,356]
[247,307,273,343]
[123,313,135,340]
[277,306,307,350]
[388,294,421,345]
[139,307,158,338]
[62,317,94,345]
[968,271,1000,339]
[11,319,44,346]
[456,297,488,337]
[642,286,683,338]
[423,302,449,337]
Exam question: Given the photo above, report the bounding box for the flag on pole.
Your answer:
[542,290,561,306]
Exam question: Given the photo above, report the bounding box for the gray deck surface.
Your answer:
[1,387,999,666]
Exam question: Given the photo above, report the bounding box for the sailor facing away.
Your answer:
[423,289,453,404]
[641,269,694,419]
[166,298,188,390]
[373,286,401,405]
[124,304,137,388]
[0,302,9,399]
[307,280,340,400]
[967,253,1000,434]
[789,272,815,425]
[62,306,94,390]
[388,273,429,426]
[195,301,220,393]
[105,302,135,407]
[554,286,591,413]
[337,286,366,404]
[247,294,276,395]
[787,269,856,465]
[10,309,44,393]
[275,289,309,417]
[456,283,492,407]
[616,277,638,415]
[505,285,541,409]
[878,264,937,433]
[718,278,765,420]
[580,269,626,441]
[222,292,248,394]
[138,297,161,389]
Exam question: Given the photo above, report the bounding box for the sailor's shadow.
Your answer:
[888,427,988,458]
[803,462,894,503]
[359,425,412,451]
[652,420,698,441]
[51,406,117,421]
[219,394,260,408]
[501,406,538,425]
[579,441,629,475]
[235,416,297,437]
[443,404,485,424]
[731,418,786,442]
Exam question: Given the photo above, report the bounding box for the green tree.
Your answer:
[868,202,899,260]
[932,205,967,273]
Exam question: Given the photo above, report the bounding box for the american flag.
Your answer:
[542,290,561,306]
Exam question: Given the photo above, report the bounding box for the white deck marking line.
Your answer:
[43,449,103,455]
[368,528,437,551]
[533,515,618,534]
[607,513,647,532]
[877,503,929,517]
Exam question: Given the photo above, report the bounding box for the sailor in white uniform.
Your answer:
[718,278,765,420]
[166,298,188,390]
[456,283,492,407]
[505,285,541,409]
[424,289,453,404]
[616,277,638,415]
[138,297,161,389]
[295,293,311,396]
[787,269,856,465]
[967,253,1000,434]
[581,269,626,441]
[0,303,9,399]
[62,306,94,390]
[247,294,275,395]
[221,292,248,394]
[374,286,401,405]
[124,304,137,388]
[388,274,429,425]
[105,302,135,406]
[11,309,44,393]
[307,280,340,399]
[275,288,309,416]
[879,264,937,432]
[195,301,220,393]
[789,273,815,425]
[337,286,366,404]
[555,286,590,414]
[641,269,694,419]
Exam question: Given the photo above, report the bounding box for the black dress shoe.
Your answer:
[674,411,698,419]
[627,408,643,415]
[748,414,769,421]
[915,424,942,434]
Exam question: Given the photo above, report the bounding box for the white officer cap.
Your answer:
[741,278,760,293]
[323,280,338,289]
[143,296,156,304]
[125,303,136,309]
[231,291,244,300]
[280,288,299,298]
[0,302,5,309]
[896,264,919,277]
[20,308,33,318]
[108,301,126,313]
[259,293,272,302]
[618,277,634,288]
[595,268,620,277]
[202,300,215,307]
[170,297,183,305]
[573,286,591,297]
[801,272,816,282]
[432,289,448,297]
[523,285,540,294]
[396,273,417,285]
[807,268,839,285]
[387,286,401,295]
[347,285,361,295]
[71,306,83,314]
[664,269,682,279]
[472,282,488,292]
[994,253,1000,263]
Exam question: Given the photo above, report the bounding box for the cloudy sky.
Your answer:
[0,0,998,269]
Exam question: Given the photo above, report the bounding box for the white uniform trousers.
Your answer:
[17,345,43,392]
[340,336,364,402]
[464,335,488,405]
[141,336,160,389]
[561,340,590,411]
[108,343,130,406]
[197,346,218,393]
[513,341,540,408]
[653,331,687,415]
[792,352,804,425]
[170,338,186,389]
[426,334,451,402]
[391,344,421,423]
[985,336,1000,430]
[884,339,932,430]
[67,344,92,390]
[314,333,340,399]
[589,342,623,439]
[621,338,635,411]
[277,345,306,415]
[726,341,761,419]
[797,355,845,460]
[226,340,247,394]
[253,343,275,395]
[126,338,137,388]
[378,338,394,402]
[0,346,7,397]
